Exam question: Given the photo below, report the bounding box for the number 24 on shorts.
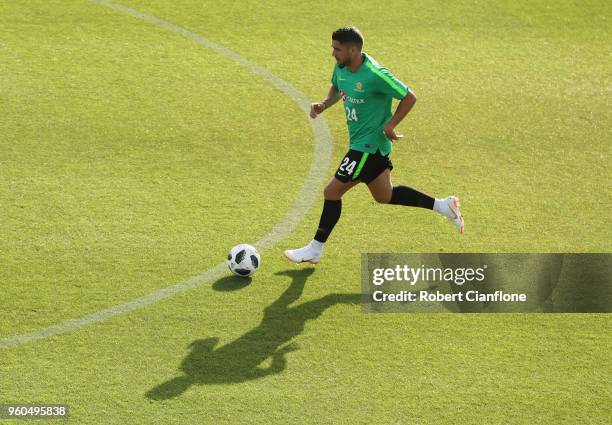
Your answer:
[339,156,357,175]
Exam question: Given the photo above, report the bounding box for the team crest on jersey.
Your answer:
[355,82,363,90]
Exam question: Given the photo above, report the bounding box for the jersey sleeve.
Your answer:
[373,67,410,100]
[331,64,339,89]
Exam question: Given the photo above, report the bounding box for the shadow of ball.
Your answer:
[212,275,252,292]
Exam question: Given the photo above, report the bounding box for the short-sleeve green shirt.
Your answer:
[331,52,410,156]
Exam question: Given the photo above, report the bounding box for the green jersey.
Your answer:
[331,52,410,156]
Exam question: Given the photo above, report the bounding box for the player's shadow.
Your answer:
[146,268,360,400]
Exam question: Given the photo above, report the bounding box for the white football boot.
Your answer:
[440,195,464,234]
[284,240,323,264]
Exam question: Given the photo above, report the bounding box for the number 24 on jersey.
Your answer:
[345,106,358,122]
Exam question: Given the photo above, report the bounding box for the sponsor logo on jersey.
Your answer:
[345,95,365,104]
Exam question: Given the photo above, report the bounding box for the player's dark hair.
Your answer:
[332,26,364,49]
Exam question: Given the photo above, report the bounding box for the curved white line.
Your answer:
[0,0,332,348]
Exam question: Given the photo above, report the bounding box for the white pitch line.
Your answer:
[0,0,332,348]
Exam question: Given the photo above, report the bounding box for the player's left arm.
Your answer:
[374,67,417,141]
[383,91,417,141]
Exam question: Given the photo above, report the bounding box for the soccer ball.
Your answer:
[227,244,260,277]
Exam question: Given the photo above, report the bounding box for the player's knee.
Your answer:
[323,185,342,200]
[373,191,392,204]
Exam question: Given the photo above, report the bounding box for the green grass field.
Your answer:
[1,0,610,423]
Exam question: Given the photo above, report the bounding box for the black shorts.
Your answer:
[334,149,393,184]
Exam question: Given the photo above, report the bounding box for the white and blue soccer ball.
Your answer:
[227,244,260,277]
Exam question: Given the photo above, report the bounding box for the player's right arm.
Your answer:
[310,85,342,119]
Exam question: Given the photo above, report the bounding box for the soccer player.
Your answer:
[284,26,464,264]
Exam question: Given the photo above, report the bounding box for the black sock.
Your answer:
[314,199,342,243]
[389,185,435,209]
